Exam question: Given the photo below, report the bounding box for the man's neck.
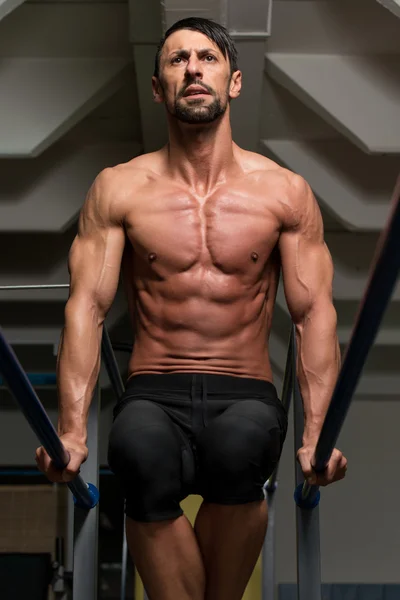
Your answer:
[165,115,239,196]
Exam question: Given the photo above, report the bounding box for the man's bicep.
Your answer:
[279,230,334,322]
[68,172,126,316]
[278,178,334,324]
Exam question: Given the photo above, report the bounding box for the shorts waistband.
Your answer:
[125,372,278,398]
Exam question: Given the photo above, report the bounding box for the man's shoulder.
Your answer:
[239,150,315,229]
[241,149,307,191]
[90,152,163,218]
[99,152,162,190]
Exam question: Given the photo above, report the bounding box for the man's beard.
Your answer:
[170,94,227,124]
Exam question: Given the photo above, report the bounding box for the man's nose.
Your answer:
[185,56,203,78]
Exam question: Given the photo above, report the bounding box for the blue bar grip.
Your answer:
[294,483,320,510]
[0,327,98,510]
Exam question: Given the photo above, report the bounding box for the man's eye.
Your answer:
[172,57,183,64]
[205,55,215,61]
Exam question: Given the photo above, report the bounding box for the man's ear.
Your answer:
[152,77,164,103]
[229,70,242,100]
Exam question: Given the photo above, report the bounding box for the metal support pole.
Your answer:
[100,325,131,599]
[262,485,277,600]
[293,330,321,600]
[0,284,69,290]
[262,328,294,600]
[73,383,101,600]
[101,326,125,400]
[120,510,128,600]
[265,328,294,493]
[65,491,75,597]
[52,338,74,600]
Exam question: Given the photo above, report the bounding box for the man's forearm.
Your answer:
[295,302,341,445]
[57,299,104,443]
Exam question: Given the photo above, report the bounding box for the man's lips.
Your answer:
[183,87,210,97]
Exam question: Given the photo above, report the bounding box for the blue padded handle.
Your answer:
[294,483,320,510]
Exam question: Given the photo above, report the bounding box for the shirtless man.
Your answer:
[36,17,347,600]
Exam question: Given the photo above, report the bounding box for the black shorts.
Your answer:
[108,372,288,522]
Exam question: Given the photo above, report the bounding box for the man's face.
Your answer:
[152,29,241,125]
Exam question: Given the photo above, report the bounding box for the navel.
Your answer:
[148,252,157,263]
[251,252,259,263]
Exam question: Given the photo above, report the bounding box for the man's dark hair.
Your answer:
[154,17,238,79]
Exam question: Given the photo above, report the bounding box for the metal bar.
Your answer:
[0,327,98,510]
[51,332,75,598]
[302,174,400,501]
[261,487,277,600]
[66,491,75,592]
[73,382,100,600]
[100,325,130,599]
[230,31,269,39]
[262,327,294,599]
[0,284,69,290]
[219,0,228,27]
[121,510,128,600]
[101,326,125,400]
[265,327,294,493]
[293,329,322,600]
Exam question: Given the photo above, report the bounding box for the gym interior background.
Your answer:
[0,0,399,598]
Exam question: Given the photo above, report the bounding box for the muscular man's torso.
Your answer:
[115,145,293,383]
